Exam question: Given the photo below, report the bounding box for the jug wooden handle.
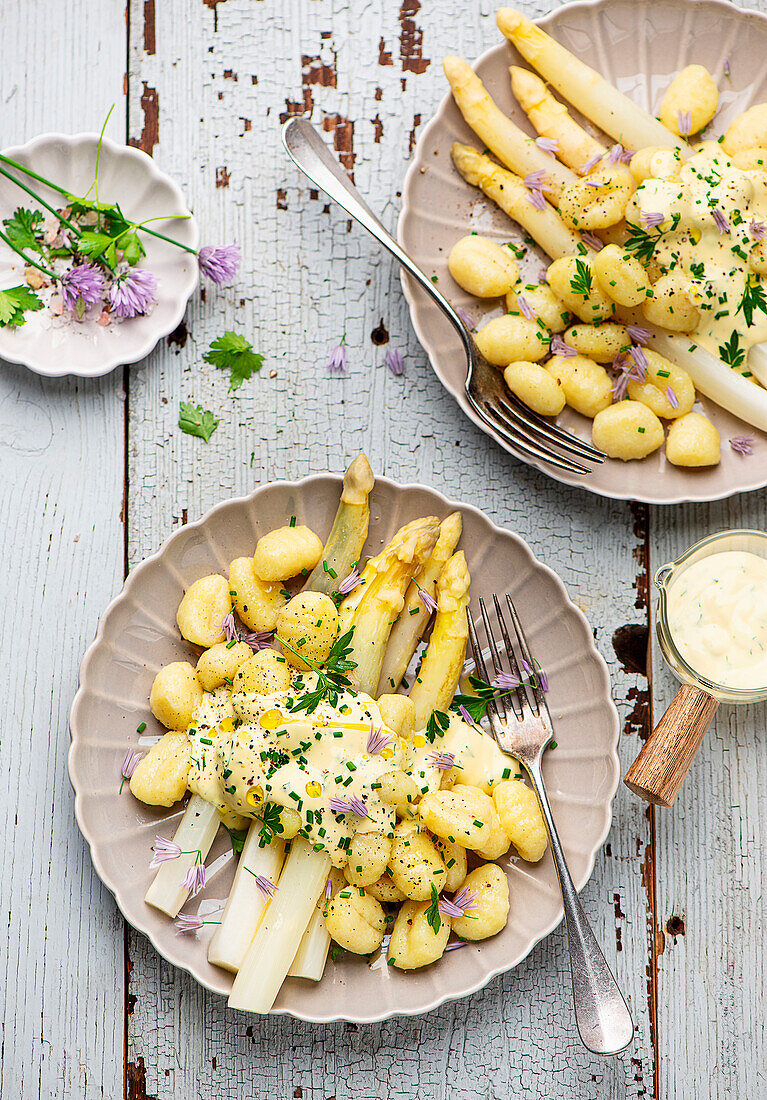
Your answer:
[624,684,718,807]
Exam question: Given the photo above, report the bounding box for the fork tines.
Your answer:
[468,593,547,722]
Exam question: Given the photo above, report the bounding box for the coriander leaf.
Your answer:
[3,207,44,253]
[121,230,146,266]
[0,284,44,328]
[77,230,115,261]
[204,330,264,392]
[425,884,442,934]
[178,400,219,442]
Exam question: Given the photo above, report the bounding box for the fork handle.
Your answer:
[281,117,471,351]
[525,758,635,1056]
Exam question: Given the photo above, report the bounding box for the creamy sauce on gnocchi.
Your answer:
[635,148,767,363]
[667,550,767,689]
[187,674,512,867]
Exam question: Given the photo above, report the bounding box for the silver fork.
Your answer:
[469,594,634,1056]
[281,117,606,476]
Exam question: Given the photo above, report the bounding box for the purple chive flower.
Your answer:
[241,629,274,651]
[182,861,207,898]
[338,568,362,595]
[627,324,652,346]
[607,143,624,166]
[628,345,649,377]
[712,207,730,235]
[416,583,438,613]
[385,347,404,376]
[329,795,369,818]
[677,110,693,137]
[666,386,679,409]
[641,211,665,229]
[550,333,577,359]
[119,749,142,792]
[326,342,347,375]
[59,263,106,313]
[247,870,277,899]
[458,704,476,727]
[523,170,550,192]
[455,306,474,329]
[367,723,393,755]
[620,147,636,164]
[612,370,631,401]
[730,436,754,455]
[526,188,547,211]
[581,232,604,252]
[518,657,549,692]
[724,59,730,76]
[516,294,535,321]
[535,136,559,156]
[438,887,477,919]
[197,242,240,284]
[584,180,606,189]
[220,612,238,643]
[750,218,767,241]
[534,661,549,692]
[150,836,182,868]
[325,876,334,899]
[493,670,520,690]
[174,912,222,935]
[108,266,158,318]
[581,153,603,174]
[445,939,467,951]
[427,751,455,770]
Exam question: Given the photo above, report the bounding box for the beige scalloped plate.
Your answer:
[69,474,619,1021]
[398,0,767,504]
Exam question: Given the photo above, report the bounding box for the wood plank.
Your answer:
[0,3,126,1098]
[125,1,655,1095]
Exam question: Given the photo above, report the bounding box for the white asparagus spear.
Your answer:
[443,56,575,200]
[746,343,767,390]
[509,65,606,174]
[207,824,285,973]
[288,866,346,981]
[145,794,220,917]
[409,552,471,730]
[377,511,463,695]
[307,453,374,595]
[451,143,583,260]
[497,8,685,153]
[228,839,331,1013]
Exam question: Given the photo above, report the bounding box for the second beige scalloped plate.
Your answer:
[399,0,767,504]
[68,473,619,1022]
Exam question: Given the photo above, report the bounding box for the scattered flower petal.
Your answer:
[750,218,767,241]
[526,188,547,211]
[712,207,730,235]
[550,333,577,359]
[581,231,603,252]
[535,136,559,156]
[640,211,665,229]
[628,345,649,378]
[385,347,404,376]
[325,876,334,899]
[516,294,535,321]
[197,242,240,284]
[677,110,693,137]
[329,795,369,818]
[730,435,754,455]
[120,749,142,792]
[427,751,455,770]
[367,724,393,755]
[458,704,476,727]
[627,324,652,345]
[581,153,603,174]
[108,266,158,318]
[607,143,624,165]
[493,670,520,690]
[724,59,730,77]
[438,887,477,919]
[326,342,347,375]
[241,629,274,651]
[619,147,636,164]
[445,939,467,951]
[523,170,550,192]
[338,568,362,595]
[220,612,238,643]
[666,385,679,409]
[182,861,207,898]
[150,836,181,868]
[174,910,223,935]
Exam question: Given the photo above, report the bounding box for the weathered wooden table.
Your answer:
[2,1,764,1096]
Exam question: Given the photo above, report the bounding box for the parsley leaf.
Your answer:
[569,258,593,298]
[2,207,45,253]
[178,400,219,442]
[284,628,358,714]
[718,331,746,369]
[255,803,286,847]
[738,276,767,327]
[425,884,442,934]
[0,284,44,328]
[204,331,264,392]
[623,221,663,266]
[77,230,115,263]
[425,709,450,744]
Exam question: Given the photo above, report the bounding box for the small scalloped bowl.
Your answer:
[69,474,620,1022]
[0,133,199,377]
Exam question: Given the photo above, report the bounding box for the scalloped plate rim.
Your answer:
[68,472,620,1023]
[397,0,767,505]
[0,131,200,378]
